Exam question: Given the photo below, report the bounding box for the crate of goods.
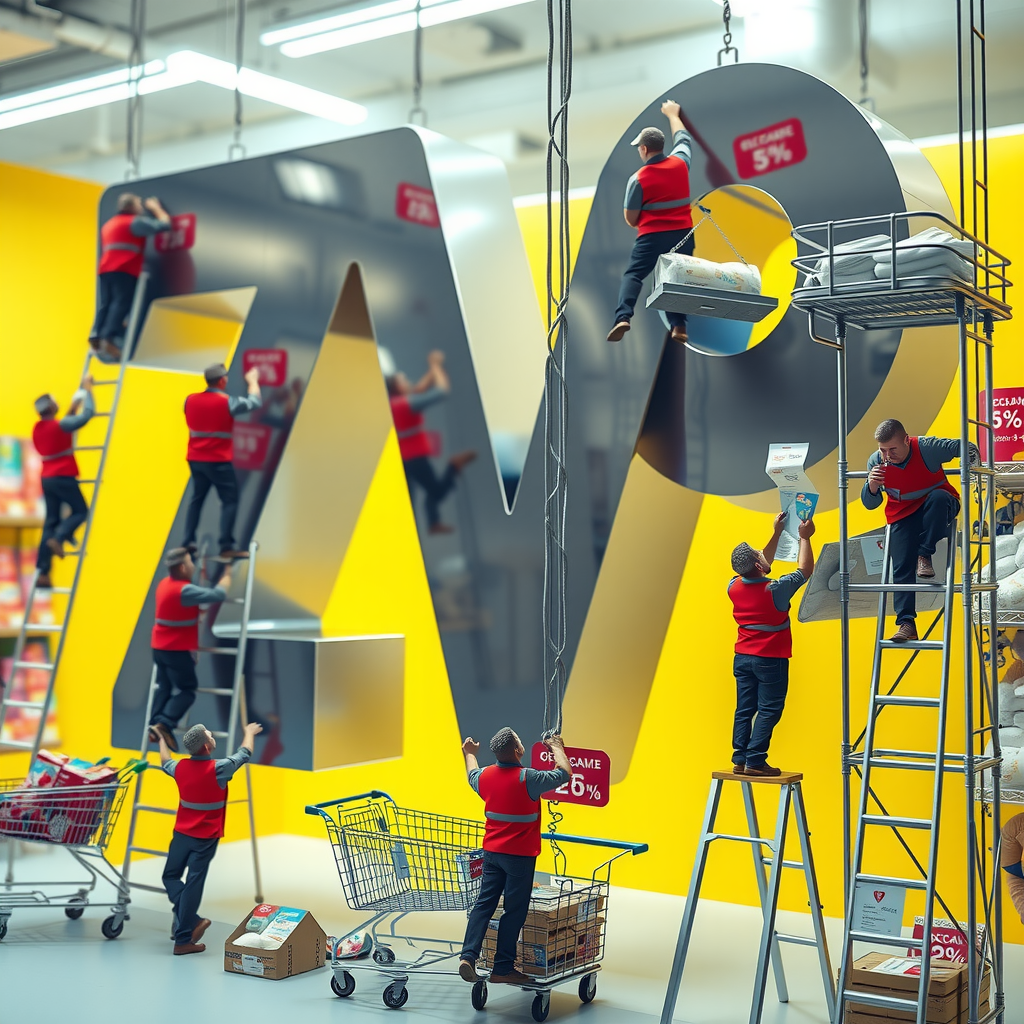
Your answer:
[480,882,606,979]
[846,952,991,1024]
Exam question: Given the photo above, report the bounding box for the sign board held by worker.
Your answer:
[242,349,288,387]
[765,442,818,562]
[531,744,610,807]
[154,213,196,253]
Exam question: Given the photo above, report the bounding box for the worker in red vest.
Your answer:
[155,718,262,955]
[608,99,693,345]
[90,193,170,360]
[149,548,233,751]
[182,363,262,559]
[458,728,572,986]
[384,349,476,534]
[727,513,815,777]
[862,418,978,644]
[31,375,95,589]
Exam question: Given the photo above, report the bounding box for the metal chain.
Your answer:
[409,0,426,125]
[858,0,875,111]
[125,0,146,180]
[229,0,246,160]
[717,0,738,66]
[668,203,748,265]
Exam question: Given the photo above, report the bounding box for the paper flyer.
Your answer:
[765,443,819,562]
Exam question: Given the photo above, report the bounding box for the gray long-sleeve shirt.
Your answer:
[623,129,693,212]
[160,746,251,786]
[196,385,263,416]
[861,436,980,510]
[468,760,571,802]
[130,214,172,238]
[58,392,95,433]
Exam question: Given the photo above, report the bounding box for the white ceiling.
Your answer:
[1,0,1022,193]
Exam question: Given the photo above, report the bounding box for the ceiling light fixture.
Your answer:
[262,0,536,59]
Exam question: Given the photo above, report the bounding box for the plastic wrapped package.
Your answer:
[998,681,1024,727]
[996,534,1020,559]
[997,567,1024,609]
[654,253,762,294]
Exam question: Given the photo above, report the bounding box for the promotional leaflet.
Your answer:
[765,443,819,562]
[851,882,906,938]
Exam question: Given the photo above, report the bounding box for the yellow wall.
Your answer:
[1,131,1022,942]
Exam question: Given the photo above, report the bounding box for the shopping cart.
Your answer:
[306,790,647,1019]
[0,761,145,940]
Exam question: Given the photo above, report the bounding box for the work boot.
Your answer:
[917,555,935,579]
[890,621,918,644]
[173,942,206,955]
[670,326,689,343]
[606,321,630,342]
[732,763,747,775]
[36,574,53,589]
[428,523,455,535]
[448,450,478,474]
[88,337,101,352]
[215,549,250,561]
[100,339,122,361]
[191,918,211,944]
[46,538,65,559]
[489,969,532,986]
[149,722,179,752]
[458,958,479,983]
[745,763,782,777]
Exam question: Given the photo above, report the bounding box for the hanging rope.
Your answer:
[857,0,874,111]
[229,0,246,159]
[541,0,572,740]
[717,0,738,66]
[125,0,146,180]
[409,0,426,125]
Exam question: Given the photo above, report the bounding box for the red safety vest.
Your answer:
[185,389,234,462]
[32,418,78,478]
[879,437,960,524]
[477,763,542,857]
[173,758,228,839]
[728,576,792,659]
[390,395,431,461]
[634,156,692,235]
[151,577,199,651]
[98,212,146,276]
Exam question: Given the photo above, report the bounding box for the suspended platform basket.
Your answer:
[646,283,778,323]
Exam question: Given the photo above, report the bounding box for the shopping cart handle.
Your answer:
[547,832,648,855]
[304,790,395,818]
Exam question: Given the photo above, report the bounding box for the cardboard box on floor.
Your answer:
[224,906,327,980]
[846,952,990,1024]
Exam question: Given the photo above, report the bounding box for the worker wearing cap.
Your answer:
[155,719,262,955]
[608,100,694,345]
[31,375,95,589]
[149,548,233,752]
[182,363,262,559]
[90,193,171,361]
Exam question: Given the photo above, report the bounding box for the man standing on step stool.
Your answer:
[727,512,815,777]
[149,548,232,751]
[861,419,979,645]
[32,375,96,589]
[182,363,262,560]
[155,719,262,955]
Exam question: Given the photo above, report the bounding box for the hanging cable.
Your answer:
[125,0,146,180]
[409,0,426,125]
[857,0,874,111]
[541,0,572,740]
[717,0,738,66]
[229,0,246,159]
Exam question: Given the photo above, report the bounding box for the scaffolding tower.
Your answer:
[789,4,1012,1023]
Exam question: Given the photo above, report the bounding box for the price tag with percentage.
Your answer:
[979,387,1024,462]
[154,213,196,253]
[733,118,807,179]
[531,743,610,807]
[395,183,440,228]
[243,349,288,387]
[908,916,985,963]
[232,422,271,471]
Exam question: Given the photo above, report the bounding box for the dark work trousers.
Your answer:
[461,850,536,975]
[613,229,694,330]
[404,456,457,528]
[183,460,239,552]
[37,477,89,574]
[890,489,960,624]
[90,270,138,343]
[150,649,199,730]
[732,653,790,768]
[164,830,220,945]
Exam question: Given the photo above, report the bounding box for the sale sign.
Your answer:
[733,118,807,179]
[908,917,985,963]
[154,213,196,252]
[396,183,440,228]
[232,422,272,471]
[243,349,289,387]
[530,743,610,807]
[979,388,1024,462]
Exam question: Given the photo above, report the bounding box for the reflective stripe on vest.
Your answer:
[885,479,949,502]
[396,427,421,439]
[179,798,227,811]
[641,197,691,210]
[102,241,143,253]
[40,448,74,461]
[188,430,234,439]
[155,616,200,627]
[485,810,540,822]
[743,618,792,632]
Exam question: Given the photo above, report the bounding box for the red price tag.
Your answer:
[979,388,1024,462]
[242,349,288,387]
[395,183,440,228]
[908,917,984,963]
[733,118,807,179]
[232,422,271,471]
[154,213,196,252]
[530,744,610,807]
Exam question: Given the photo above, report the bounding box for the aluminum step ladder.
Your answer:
[0,273,149,760]
[121,541,263,903]
[661,771,836,1024]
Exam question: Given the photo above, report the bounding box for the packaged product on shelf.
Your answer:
[0,545,24,628]
[224,905,327,979]
[21,440,42,515]
[0,641,59,747]
[0,438,23,513]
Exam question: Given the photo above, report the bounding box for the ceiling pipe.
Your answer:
[14,1,134,61]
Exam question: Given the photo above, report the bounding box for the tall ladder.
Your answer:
[0,273,149,759]
[661,771,835,1024]
[121,542,263,903]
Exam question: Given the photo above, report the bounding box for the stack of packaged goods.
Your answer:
[846,952,990,1024]
[0,641,58,746]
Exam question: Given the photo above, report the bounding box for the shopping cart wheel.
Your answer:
[382,982,409,1009]
[330,971,356,998]
[101,915,124,939]
[579,973,597,1003]
[373,945,396,965]
[64,904,86,920]
[471,980,487,1010]
[0,919,7,941]
[531,992,550,1022]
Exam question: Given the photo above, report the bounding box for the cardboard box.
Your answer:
[224,906,327,980]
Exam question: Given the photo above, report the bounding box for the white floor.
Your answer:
[0,835,1019,1024]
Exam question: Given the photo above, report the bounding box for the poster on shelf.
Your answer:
[765,443,819,562]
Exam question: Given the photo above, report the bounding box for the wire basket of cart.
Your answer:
[0,760,146,941]
[306,790,489,1008]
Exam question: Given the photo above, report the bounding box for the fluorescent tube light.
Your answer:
[0,60,163,115]
[261,0,420,47]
